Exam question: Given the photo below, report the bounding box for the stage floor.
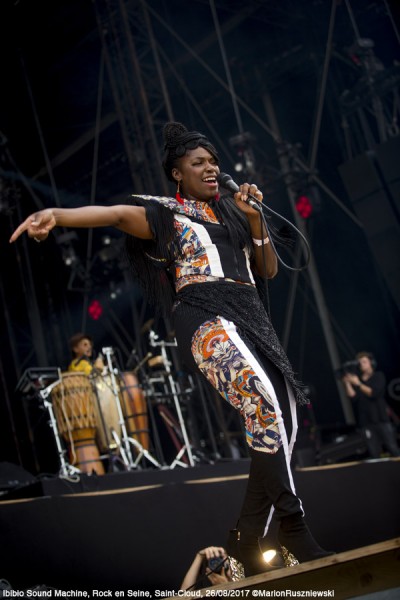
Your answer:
[1,457,399,593]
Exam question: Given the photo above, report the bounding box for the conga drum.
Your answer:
[51,372,104,475]
[118,371,150,451]
[91,372,122,452]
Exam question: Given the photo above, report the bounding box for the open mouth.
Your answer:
[202,176,218,186]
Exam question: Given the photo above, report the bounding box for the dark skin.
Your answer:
[9,146,277,278]
[172,147,277,278]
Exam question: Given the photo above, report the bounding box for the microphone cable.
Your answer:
[259,200,311,272]
[217,172,311,272]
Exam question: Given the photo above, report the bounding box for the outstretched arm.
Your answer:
[9,204,153,243]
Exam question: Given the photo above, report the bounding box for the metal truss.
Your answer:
[5,0,400,465]
[92,0,171,195]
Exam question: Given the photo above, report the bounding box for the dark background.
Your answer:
[0,0,400,475]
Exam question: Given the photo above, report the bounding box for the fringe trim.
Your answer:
[124,196,177,314]
[176,282,309,405]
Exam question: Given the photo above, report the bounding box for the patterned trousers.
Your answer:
[174,302,304,537]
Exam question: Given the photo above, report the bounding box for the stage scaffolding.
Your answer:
[2,1,400,469]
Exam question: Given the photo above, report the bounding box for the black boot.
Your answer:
[226,528,283,576]
[238,447,334,566]
[278,514,335,563]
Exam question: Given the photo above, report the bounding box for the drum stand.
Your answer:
[101,347,162,470]
[148,331,195,468]
[39,370,80,477]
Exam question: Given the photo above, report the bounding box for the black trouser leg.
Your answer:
[363,426,381,458]
[377,423,400,456]
[237,446,303,536]
[237,352,301,537]
[232,353,332,568]
[228,355,307,574]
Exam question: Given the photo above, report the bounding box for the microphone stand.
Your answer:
[148,331,195,468]
[102,346,134,469]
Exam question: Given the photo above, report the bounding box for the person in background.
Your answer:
[68,332,105,376]
[342,351,400,458]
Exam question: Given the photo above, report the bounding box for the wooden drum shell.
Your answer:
[51,372,104,475]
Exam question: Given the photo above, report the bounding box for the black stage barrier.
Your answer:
[0,458,399,592]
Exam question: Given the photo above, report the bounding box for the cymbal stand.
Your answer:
[39,370,80,477]
[109,428,162,469]
[102,347,162,469]
[148,331,195,468]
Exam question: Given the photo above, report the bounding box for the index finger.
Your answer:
[204,546,225,559]
[9,215,37,243]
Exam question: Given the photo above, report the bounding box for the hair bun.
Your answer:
[161,121,219,182]
[163,122,188,148]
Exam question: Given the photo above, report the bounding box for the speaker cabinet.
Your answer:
[339,136,400,309]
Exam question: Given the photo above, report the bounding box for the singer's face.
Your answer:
[172,147,220,201]
[73,338,93,358]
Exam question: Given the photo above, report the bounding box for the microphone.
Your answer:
[217,172,262,212]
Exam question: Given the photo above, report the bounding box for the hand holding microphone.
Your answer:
[217,172,311,272]
[217,172,263,213]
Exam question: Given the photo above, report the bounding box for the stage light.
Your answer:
[88,299,103,320]
[295,186,321,219]
[262,549,277,564]
[98,238,122,262]
[229,131,256,177]
[109,281,122,300]
[62,246,77,266]
[295,194,313,219]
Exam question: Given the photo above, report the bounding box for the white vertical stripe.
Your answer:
[263,382,302,535]
[176,215,225,278]
[286,379,298,456]
[244,247,255,284]
[219,316,304,534]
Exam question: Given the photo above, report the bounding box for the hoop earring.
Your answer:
[175,180,183,204]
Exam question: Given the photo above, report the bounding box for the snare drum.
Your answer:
[51,372,104,475]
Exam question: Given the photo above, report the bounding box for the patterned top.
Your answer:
[130,195,255,292]
[125,195,308,404]
[131,194,218,223]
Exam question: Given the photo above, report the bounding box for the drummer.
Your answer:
[68,332,105,375]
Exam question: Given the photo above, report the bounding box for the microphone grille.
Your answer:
[216,172,232,185]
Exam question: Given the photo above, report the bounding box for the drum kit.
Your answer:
[28,331,196,477]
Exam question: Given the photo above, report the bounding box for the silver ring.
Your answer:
[33,237,41,243]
